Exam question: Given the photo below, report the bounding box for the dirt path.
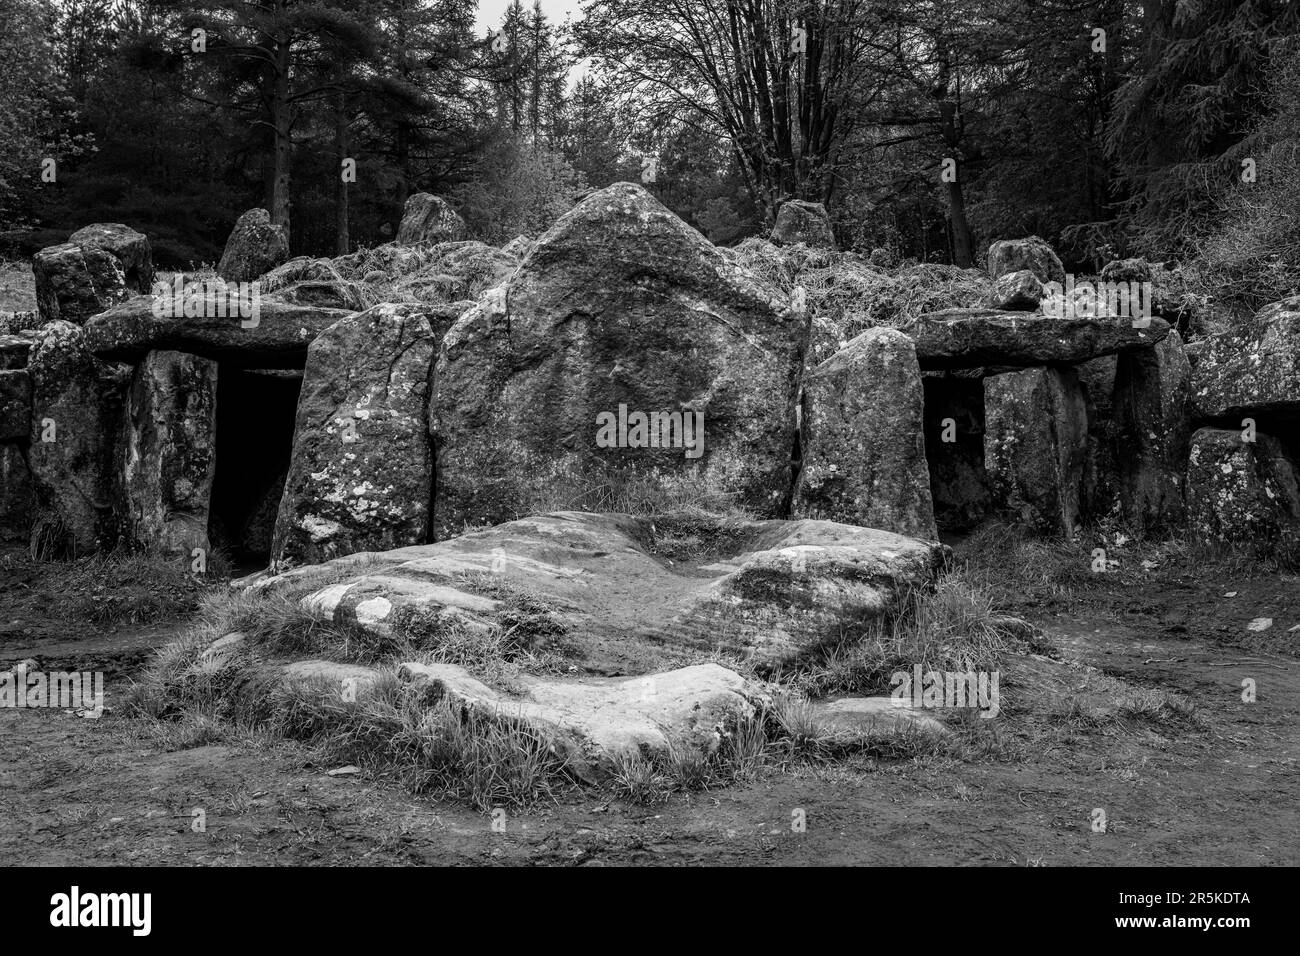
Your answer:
[3,571,1296,866]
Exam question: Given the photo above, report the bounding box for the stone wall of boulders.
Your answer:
[3,185,1297,568]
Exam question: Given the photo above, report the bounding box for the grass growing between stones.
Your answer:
[773,571,1041,700]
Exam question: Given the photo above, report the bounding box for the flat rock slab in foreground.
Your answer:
[82,295,355,368]
[400,661,759,778]
[903,309,1170,370]
[246,511,946,671]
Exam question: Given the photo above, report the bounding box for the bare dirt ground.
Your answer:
[2,542,1296,866]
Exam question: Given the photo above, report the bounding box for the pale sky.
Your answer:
[473,0,587,34]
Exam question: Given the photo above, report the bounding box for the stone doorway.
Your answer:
[922,375,993,534]
[209,367,301,570]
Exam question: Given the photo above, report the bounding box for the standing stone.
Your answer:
[0,445,35,543]
[1186,428,1300,549]
[985,366,1089,535]
[26,321,131,553]
[986,236,1066,285]
[272,303,436,571]
[989,269,1044,311]
[32,242,130,325]
[922,375,992,531]
[1189,303,1300,419]
[771,200,836,250]
[218,209,290,283]
[0,369,31,440]
[396,193,468,246]
[1113,333,1192,532]
[121,350,218,558]
[68,223,155,294]
[795,328,935,539]
[430,182,805,537]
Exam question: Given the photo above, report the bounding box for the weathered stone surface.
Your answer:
[812,696,948,736]
[922,376,992,531]
[0,332,40,370]
[989,269,1044,311]
[271,303,436,571]
[396,193,468,246]
[985,366,1089,535]
[795,328,935,539]
[120,350,218,557]
[1114,332,1192,531]
[1189,306,1300,421]
[0,444,35,543]
[81,294,354,368]
[771,200,836,249]
[32,242,130,325]
[0,369,31,440]
[398,661,762,778]
[986,236,1065,285]
[1186,428,1300,548]
[26,321,131,553]
[430,182,805,536]
[903,309,1170,370]
[248,511,946,671]
[218,208,290,283]
[68,223,155,294]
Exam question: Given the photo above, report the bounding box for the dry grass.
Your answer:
[778,571,1039,699]
[331,240,517,308]
[728,237,990,362]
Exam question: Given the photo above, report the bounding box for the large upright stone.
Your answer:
[985,366,1089,535]
[1190,304,1300,421]
[32,243,130,325]
[271,303,436,571]
[26,321,131,553]
[0,445,35,543]
[218,209,290,283]
[68,223,155,294]
[430,182,806,537]
[795,328,935,539]
[1186,428,1300,549]
[1113,332,1192,532]
[986,236,1066,285]
[771,200,836,250]
[396,193,468,246]
[120,350,218,557]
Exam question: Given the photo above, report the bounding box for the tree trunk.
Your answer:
[335,91,350,256]
[937,100,973,267]
[270,38,293,247]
